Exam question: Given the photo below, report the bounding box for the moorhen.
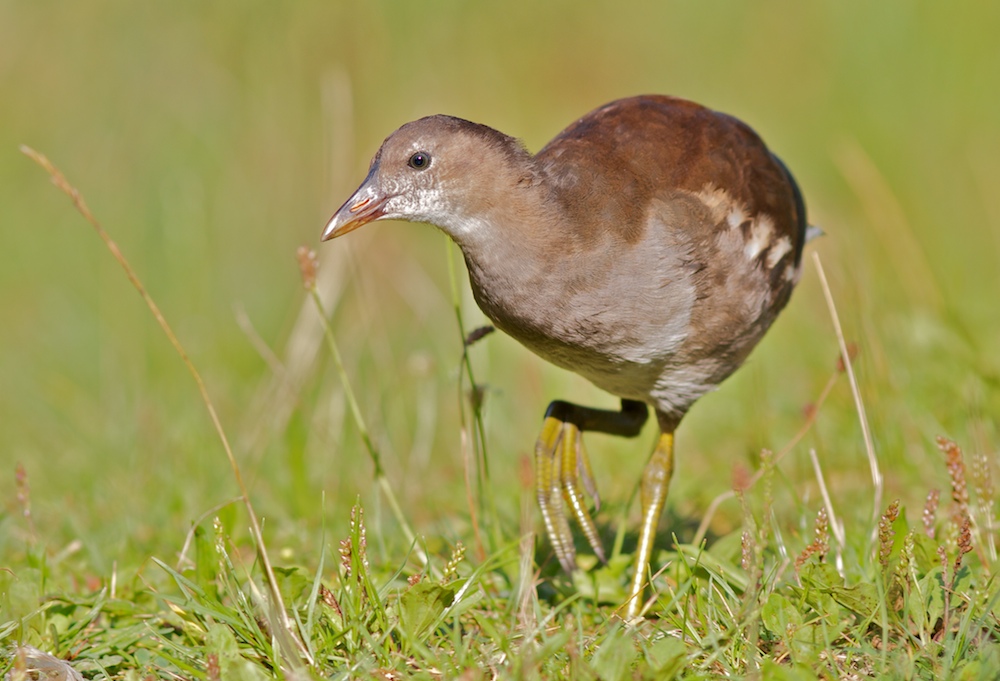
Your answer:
[322,95,808,619]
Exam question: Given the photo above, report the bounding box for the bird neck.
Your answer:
[437,180,569,329]
[447,181,559,274]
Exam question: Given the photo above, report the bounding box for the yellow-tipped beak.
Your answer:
[322,167,389,241]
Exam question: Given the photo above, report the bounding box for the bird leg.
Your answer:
[623,429,675,620]
[535,399,648,573]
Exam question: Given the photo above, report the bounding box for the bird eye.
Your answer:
[408,151,431,170]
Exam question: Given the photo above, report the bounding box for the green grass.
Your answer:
[2,0,999,677]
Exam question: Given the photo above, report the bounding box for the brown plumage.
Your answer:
[323,95,807,618]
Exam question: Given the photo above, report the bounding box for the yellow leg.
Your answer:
[534,400,648,573]
[623,430,675,620]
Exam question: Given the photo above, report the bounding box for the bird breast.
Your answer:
[462,200,700,405]
[461,183,797,417]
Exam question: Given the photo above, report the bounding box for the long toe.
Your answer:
[535,415,578,572]
[559,423,606,563]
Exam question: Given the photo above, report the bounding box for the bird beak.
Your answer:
[322,168,390,241]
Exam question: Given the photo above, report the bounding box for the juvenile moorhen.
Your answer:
[322,95,808,619]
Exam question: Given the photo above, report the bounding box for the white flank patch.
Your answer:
[726,206,748,231]
[697,185,753,231]
[695,185,733,224]
[695,184,789,270]
[744,215,774,261]
[766,235,792,269]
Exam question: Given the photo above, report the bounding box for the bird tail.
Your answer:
[770,153,809,265]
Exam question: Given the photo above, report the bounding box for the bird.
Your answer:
[322,95,807,619]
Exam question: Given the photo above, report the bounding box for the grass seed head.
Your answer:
[759,448,774,540]
[296,246,318,290]
[835,341,860,373]
[923,489,940,538]
[14,462,35,540]
[463,325,495,347]
[795,507,830,570]
[737,489,758,572]
[955,515,973,576]
[339,538,352,578]
[878,500,900,570]
[741,529,754,572]
[731,463,751,493]
[895,531,916,586]
[937,436,970,521]
[442,541,466,582]
[971,446,995,505]
[350,503,370,571]
[14,462,29,516]
[213,517,227,555]
[467,383,488,413]
[319,584,343,619]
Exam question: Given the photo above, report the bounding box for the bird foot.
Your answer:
[534,414,606,573]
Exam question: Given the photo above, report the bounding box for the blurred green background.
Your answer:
[1,0,998,576]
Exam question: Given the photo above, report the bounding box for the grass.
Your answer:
[6,115,999,681]
[2,0,999,678]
